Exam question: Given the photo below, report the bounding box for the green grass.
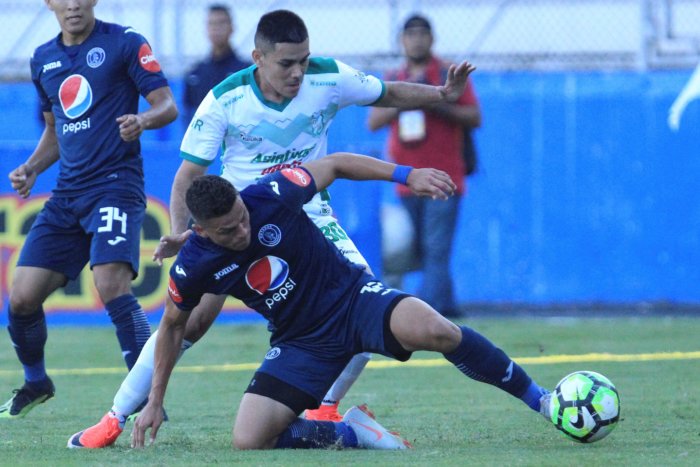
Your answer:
[1,316,699,466]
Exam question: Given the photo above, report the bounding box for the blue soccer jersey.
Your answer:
[168,168,366,343]
[30,20,168,197]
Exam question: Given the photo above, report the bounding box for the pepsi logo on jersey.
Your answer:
[245,256,297,309]
[59,74,93,134]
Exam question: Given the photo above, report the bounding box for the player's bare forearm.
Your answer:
[377,61,476,108]
[9,115,59,197]
[141,86,178,129]
[170,161,206,234]
[132,300,187,447]
[305,153,456,199]
[148,303,186,406]
[117,86,178,141]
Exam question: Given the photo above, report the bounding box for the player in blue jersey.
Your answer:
[71,10,478,436]
[1,0,178,419]
[68,153,551,450]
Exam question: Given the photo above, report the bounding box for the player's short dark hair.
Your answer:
[254,9,308,51]
[208,4,232,21]
[186,175,239,223]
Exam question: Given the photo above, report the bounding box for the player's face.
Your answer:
[45,0,97,44]
[402,26,433,63]
[253,39,310,102]
[207,10,232,49]
[198,197,251,251]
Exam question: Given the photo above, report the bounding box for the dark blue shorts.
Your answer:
[18,192,145,280]
[247,275,412,412]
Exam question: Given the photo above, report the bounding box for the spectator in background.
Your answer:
[183,4,251,125]
[367,14,481,318]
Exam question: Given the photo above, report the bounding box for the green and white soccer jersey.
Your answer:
[180,58,385,268]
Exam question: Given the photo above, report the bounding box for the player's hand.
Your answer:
[8,164,37,199]
[440,61,476,102]
[406,168,457,200]
[152,230,193,266]
[117,114,146,142]
[131,401,164,448]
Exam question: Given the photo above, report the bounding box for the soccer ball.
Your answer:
[548,371,620,443]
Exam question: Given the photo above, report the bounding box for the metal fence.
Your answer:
[2,0,700,79]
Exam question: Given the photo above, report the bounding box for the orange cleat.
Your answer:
[305,401,343,422]
[67,412,123,449]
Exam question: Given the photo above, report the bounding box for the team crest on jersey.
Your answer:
[59,74,93,119]
[265,347,281,360]
[281,168,310,187]
[86,47,106,68]
[310,111,326,136]
[138,43,161,72]
[258,224,282,247]
[245,256,289,295]
[168,277,183,303]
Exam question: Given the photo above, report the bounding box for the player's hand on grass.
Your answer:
[406,168,456,200]
[117,114,146,142]
[152,230,194,265]
[8,164,37,198]
[131,402,164,448]
[440,61,476,102]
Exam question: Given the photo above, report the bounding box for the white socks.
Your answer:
[111,329,193,417]
[321,352,371,404]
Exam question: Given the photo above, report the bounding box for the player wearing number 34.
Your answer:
[1,0,177,419]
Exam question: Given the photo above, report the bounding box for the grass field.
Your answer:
[1,315,699,466]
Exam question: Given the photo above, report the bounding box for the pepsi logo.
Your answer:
[281,168,310,187]
[59,74,93,119]
[245,256,289,295]
[138,43,161,72]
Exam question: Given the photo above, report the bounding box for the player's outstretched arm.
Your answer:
[304,152,456,200]
[375,61,476,109]
[8,112,59,198]
[117,86,178,142]
[152,160,207,265]
[131,297,189,448]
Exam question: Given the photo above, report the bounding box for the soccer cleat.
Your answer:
[67,413,123,449]
[342,404,412,450]
[305,401,343,422]
[0,378,55,419]
[539,391,552,420]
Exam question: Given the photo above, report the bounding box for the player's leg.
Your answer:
[66,293,225,448]
[389,296,549,412]
[1,197,88,419]
[236,348,408,450]
[0,266,64,418]
[111,293,225,418]
[87,193,152,370]
[305,216,371,421]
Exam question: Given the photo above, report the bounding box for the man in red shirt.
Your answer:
[368,14,481,317]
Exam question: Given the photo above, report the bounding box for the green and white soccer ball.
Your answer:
[549,371,620,443]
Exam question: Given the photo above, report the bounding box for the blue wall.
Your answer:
[1,70,699,315]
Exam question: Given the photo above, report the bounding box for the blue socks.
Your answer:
[7,307,48,384]
[274,419,358,449]
[105,294,151,370]
[443,325,547,412]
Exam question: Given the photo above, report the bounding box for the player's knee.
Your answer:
[232,429,272,450]
[8,289,40,315]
